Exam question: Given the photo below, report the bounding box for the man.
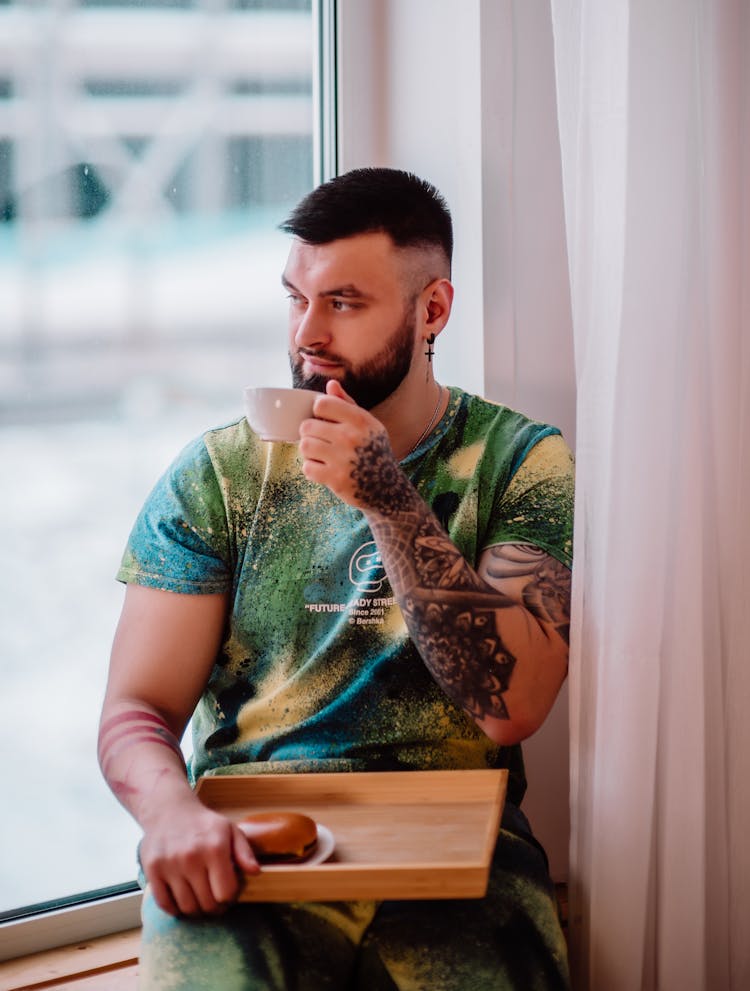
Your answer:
[99,168,574,989]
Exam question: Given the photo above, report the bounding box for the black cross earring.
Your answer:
[425,333,436,362]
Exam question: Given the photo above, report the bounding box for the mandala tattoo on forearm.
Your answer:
[351,433,414,515]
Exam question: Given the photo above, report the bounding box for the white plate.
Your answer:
[261,823,335,870]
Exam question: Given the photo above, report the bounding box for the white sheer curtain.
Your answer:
[550,1,750,988]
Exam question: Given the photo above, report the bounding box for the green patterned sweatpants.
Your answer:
[138,806,569,991]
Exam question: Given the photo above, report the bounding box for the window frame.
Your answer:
[314,0,338,183]
[0,887,141,961]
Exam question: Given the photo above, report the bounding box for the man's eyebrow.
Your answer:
[319,283,373,300]
[281,275,373,300]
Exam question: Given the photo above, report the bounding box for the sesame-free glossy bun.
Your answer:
[239,811,318,863]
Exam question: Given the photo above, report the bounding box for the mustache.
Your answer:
[296,347,346,365]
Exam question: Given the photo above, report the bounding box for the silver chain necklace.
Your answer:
[406,384,444,458]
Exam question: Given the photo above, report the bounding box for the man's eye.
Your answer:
[286,294,306,307]
[331,299,359,311]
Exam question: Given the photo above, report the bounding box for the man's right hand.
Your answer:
[140,795,260,916]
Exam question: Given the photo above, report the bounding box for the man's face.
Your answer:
[283,232,421,410]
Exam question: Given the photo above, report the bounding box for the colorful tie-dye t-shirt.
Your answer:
[118,387,574,806]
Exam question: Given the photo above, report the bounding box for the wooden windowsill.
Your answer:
[0,928,140,990]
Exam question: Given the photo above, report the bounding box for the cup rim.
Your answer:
[243,386,320,399]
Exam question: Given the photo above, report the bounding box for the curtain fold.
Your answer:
[550,1,750,988]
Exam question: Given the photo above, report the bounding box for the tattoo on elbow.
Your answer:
[403,598,516,721]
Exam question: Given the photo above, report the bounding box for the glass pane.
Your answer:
[0,0,313,914]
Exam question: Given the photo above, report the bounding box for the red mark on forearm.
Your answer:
[101,731,186,767]
[98,709,186,774]
[110,777,139,802]
[100,709,177,736]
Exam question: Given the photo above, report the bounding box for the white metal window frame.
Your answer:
[314,0,338,183]
[0,889,143,961]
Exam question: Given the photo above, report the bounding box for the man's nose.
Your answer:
[294,304,330,351]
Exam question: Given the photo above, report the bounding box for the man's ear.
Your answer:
[421,278,454,337]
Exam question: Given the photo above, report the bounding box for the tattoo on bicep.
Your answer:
[484,544,571,644]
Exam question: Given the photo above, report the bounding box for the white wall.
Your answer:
[338,0,575,879]
[339,0,485,396]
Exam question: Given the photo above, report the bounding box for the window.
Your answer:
[0,0,315,918]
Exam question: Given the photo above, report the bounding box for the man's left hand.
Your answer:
[298,380,396,509]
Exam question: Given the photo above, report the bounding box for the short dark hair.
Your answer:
[280,167,453,269]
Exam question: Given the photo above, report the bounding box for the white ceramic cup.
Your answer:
[243,386,319,442]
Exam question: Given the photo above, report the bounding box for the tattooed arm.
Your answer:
[360,465,569,744]
[374,518,569,744]
[300,382,570,745]
[99,585,259,916]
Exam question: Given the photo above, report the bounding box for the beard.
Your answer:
[289,310,416,410]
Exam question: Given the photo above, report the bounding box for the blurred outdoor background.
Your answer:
[0,0,314,914]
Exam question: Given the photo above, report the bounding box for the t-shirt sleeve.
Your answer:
[116,435,232,594]
[485,433,575,568]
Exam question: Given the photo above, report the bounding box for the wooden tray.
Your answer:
[195,768,507,902]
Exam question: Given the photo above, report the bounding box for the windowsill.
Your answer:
[0,927,140,990]
[0,890,142,962]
